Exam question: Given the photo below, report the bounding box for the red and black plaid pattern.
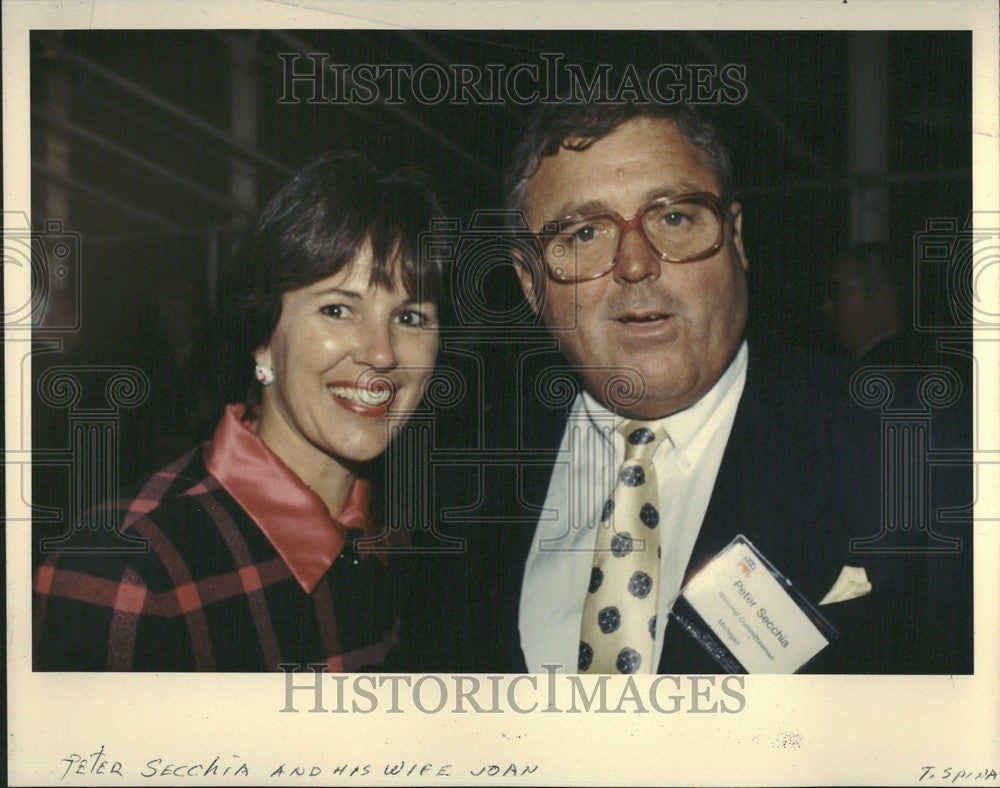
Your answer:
[33,446,400,672]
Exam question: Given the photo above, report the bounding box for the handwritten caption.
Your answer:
[59,746,538,781]
[919,766,998,783]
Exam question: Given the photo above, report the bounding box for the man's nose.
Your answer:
[611,226,662,284]
[353,322,398,370]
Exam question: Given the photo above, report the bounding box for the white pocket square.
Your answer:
[819,566,872,605]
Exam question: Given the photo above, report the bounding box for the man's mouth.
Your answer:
[617,312,671,324]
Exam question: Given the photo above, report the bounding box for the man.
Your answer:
[822,243,921,362]
[424,100,972,676]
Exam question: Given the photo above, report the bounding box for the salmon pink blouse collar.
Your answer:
[205,404,370,593]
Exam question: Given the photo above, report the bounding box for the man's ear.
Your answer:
[512,249,543,315]
[728,201,749,271]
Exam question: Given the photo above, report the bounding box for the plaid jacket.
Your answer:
[33,406,400,671]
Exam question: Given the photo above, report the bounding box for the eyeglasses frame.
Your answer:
[535,191,734,283]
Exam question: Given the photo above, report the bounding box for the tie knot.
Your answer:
[617,420,668,461]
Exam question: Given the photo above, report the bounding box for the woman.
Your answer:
[33,153,444,671]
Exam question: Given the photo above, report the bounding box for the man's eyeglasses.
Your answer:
[536,192,732,283]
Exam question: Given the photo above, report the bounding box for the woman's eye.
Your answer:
[320,304,352,319]
[661,211,689,228]
[397,309,431,327]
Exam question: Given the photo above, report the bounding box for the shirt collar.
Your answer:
[580,339,749,458]
[205,404,370,593]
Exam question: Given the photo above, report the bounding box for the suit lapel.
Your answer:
[493,368,568,673]
[659,344,840,673]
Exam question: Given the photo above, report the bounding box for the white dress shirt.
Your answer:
[519,340,748,673]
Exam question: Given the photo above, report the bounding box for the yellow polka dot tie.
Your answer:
[578,420,667,674]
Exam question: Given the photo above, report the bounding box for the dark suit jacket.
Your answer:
[396,341,973,675]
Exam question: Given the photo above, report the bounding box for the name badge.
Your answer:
[671,535,837,673]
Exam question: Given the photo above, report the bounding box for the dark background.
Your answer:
[28,29,972,492]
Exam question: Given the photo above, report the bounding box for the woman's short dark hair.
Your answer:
[504,101,734,212]
[219,152,444,406]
